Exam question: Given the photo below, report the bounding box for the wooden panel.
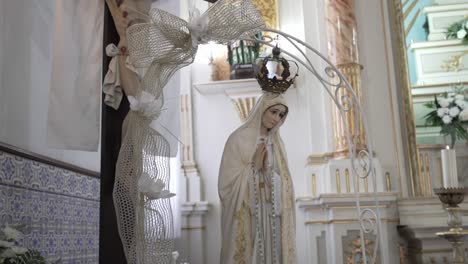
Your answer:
[99,3,129,264]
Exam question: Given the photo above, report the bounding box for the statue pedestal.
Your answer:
[296,193,399,264]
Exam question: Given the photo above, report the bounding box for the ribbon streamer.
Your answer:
[113,0,265,263]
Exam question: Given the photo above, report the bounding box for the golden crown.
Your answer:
[255,46,298,94]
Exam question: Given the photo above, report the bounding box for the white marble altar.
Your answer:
[410,39,468,86]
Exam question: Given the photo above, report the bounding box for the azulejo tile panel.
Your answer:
[0,151,100,264]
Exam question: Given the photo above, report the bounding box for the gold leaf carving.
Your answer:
[441,51,468,72]
[345,237,376,264]
[252,0,278,29]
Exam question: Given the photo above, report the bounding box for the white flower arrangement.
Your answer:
[138,173,175,201]
[424,86,468,148]
[446,18,468,44]
[0,225,60,264]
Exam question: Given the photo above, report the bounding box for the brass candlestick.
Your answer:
[434,187,468,264]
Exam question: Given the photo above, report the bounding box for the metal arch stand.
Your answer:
[241,27,383,264]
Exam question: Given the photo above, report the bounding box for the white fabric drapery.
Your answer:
[47,0,104,151]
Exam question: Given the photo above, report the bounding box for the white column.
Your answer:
[179,66,210,264]
[180,202,209,264]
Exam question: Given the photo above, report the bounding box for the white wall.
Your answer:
[152,0,180,15]
[0,0,100,172]
[192,89,239,264]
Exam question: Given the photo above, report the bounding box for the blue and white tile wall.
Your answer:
[0,150,100,264]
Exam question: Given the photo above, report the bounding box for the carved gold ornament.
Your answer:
[345,237,375,264]
[441,51,468,72]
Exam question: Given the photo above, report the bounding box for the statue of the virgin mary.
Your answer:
[218,92,296,264]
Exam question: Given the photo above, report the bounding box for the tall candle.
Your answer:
[441,146,458,188]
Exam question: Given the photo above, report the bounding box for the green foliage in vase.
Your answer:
[446,18,468,45]
[423,86,468,148]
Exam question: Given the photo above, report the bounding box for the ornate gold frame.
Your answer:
[387,0,422,197]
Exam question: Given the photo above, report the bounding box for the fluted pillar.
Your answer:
[325,0,366,157]
[232,96,259,121]
[224,84,262,122]
[179,88,209,264]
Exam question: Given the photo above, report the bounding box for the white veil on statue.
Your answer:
[218,92,296,264]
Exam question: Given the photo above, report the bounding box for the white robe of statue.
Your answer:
[218,93,296,264]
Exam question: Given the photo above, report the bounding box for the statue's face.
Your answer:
[262,104,287,130]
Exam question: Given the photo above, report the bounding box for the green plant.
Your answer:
[2,250,46,264]
[446,18,468,45]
